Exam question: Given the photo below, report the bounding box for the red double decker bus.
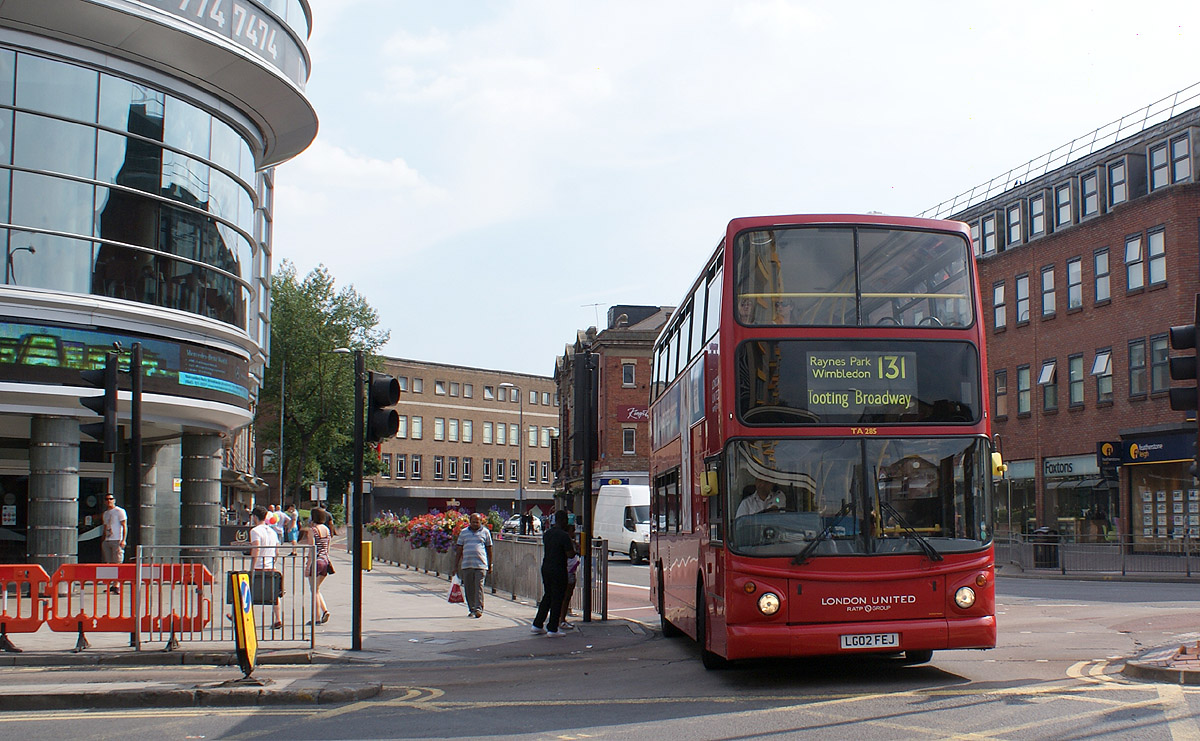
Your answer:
[649,213,1003,668]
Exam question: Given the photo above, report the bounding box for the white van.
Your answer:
[593,485,651,564]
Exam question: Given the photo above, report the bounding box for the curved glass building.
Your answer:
[0,1,316,569]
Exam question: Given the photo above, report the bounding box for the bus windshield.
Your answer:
[733,226,973,327]
[726,437,992,559]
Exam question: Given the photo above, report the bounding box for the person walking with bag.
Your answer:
[302,507,335,625]
[249,505,283,630]
[531,510,575,637]
[453,512,493,618]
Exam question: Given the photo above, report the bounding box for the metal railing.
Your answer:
[995,532,1200,578]
[368,532,609,620]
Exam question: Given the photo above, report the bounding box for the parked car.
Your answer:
[501,514,542,535]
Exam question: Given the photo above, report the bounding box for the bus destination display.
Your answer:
[807,351,917,417]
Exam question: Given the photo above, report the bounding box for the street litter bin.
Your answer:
[1031,526,1060,569]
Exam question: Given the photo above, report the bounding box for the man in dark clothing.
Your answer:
[531,510,575,636]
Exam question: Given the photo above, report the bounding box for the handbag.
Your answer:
[447,575,464,604]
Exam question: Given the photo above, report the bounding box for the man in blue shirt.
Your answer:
[454,513,494,618]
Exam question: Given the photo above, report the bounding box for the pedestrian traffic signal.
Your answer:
[1168,296,1200,411]
[80,351,119,454]
[365,371,400,443]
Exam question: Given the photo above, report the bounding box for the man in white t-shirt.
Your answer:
[101,493,127,563]
[250,505,282,628]
[736,478,787,518]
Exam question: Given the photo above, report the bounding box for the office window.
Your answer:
[1092,350,1112,404]
[1006,204,1022,246]
[450,382,459,397]
[1172,135,1191,182]
[1094,249,1110,303]
[1029,194,1045,237]
[397,376,408,392]
[395,454,406,479]
[397,415,408,439]
[1126,235,1144,291]
[1108,161,1126,207]
[495,459,505,481]
[412,378,423,393]
[482,458,492,482]
[1129,339,1147,397]
[462,458,471,481]
[448,456,458,481]
[1017,365,1031,415]
[484,385,495,400]
[1041,266,1055,317]
[542,392,550,405]
[1016,274,1029,323]
[1039,360,1058,411]
[509,460,518,481]
[528,425,537,447]
[463,384,473,398]
[1151,334,1169,392]
[509,388,518,402]
[529,390,538,405]
[482,421,493,444]
[1067,258,1082,309]
[993,282,1006,328]
[412,416,422,440]
[1148,229,1166,286]
[970,222,980,255]
[623,427,636,455]
[435,380,446,395]
[496,423,506,446]
[1068,355,1084,406]
[448,418,459,442]
[433,456,443,480]
[1055,183,1072,227]
[541,461,549,483]
[462,420,473,443]
[434,417,445,441]
[510,423,519,445]
[528,460,536,484]
[381,453,391,478]
[623,363,635,386]
[1080,172,1099,217]
[541,427,550,448]
[981,214,997,254]
[1151,143,1169,190]
[995,370,1008,418]
[411,455,421,480]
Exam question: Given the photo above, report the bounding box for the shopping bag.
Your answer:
[448,575,464,604]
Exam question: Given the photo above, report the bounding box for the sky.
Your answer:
[273,0,1199,377]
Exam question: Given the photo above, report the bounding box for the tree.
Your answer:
[258,262,389,507]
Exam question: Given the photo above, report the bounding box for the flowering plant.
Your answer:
[369,510,501,552]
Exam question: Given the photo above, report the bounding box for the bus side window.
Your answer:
[708,489,724,542]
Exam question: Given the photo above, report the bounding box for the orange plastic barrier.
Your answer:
[0,564,51,652]
[138,563,214,635]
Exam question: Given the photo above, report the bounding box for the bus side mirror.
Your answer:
[991,451,1008,479]
[700,470,720,497]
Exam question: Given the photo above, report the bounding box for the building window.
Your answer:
[1150,334,1170,393]
[462,458,471,481]
[510,424,519,446]
[622,363,635,386]
[464,384,473,398]
[484,385,495,400]
[623,427,636,455]
[463,420,473,443]
[1080,172,1099,217]
[541,427,550,448]
[434,417,445,441]
[411,455,421,480]
[448,418,459,442]
[1017,365,1031,415]
[412,378,423,393]
[395,454,406,479]
[1055,183,1072,227]
[541,461,549,483]
[970,222,980,255]
[1151,143,1169,190]
[1108,161,1126,207]
[1068,355,1084,406]
[1015,274,1030,323]
[1148,229,1166,286]
[496,422,507,446]
[993,282,1006,328]
[448,456,458,481]
[397,415,408,439]
[1067,258,1082,309]
[1129,339,1147,397]
[1092,350,1112,404]
[434,456,444,480]
[397,376,408,392]
[1172,135,1191,183]
[528,460,536,484]
[529,390,538,405]
[450,382,460,397]
[1039,360,1058,412]
[1041,266,1055,317]
[482,458,492,482]
[1006,204,1022,246]
[528,425,537,448]
[542,392,551,405]
[1126,234,1144,291]
[995,370,1008,418]
[1094,248,1110,303]
[495,459,505,482]
[412,417,422,440]
[1029,194,1045,237]
[482,421,493,444]
[435,380,446,395]
[981,214,997,254]
[381,453,392,478]
[509,387,519,402]
[509,460,518,481]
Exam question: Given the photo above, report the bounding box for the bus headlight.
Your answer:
[757,592,781,615]
[954,586,976,609]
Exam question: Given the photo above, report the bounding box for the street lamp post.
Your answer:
[499,383,525,533]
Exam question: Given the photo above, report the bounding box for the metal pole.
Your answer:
[128,343,143,555]
[279,357,285,509]
[581,350,594,623]
[352,349,364,651]
[518,391,524,532]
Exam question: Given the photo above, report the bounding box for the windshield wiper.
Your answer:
[792,500,854,565]
[878,500,943,561]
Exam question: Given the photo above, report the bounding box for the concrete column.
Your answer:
[180,433,222,548]
[139,445,160,551]
[28,417,80,574]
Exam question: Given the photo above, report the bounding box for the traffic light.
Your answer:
[365,371,400,443]
[1168,295,1200,411]
[80,351,119,454]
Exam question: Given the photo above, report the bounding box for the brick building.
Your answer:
[923,84,1200,545]
[365,358,558,520]
[554,306,671,510]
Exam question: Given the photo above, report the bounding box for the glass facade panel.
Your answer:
[164,96,210,161]
[10,172,93,291]
[15,54,97,121]
[99,75,164,138]
[14,114,95,178]
[0,49,14,105]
